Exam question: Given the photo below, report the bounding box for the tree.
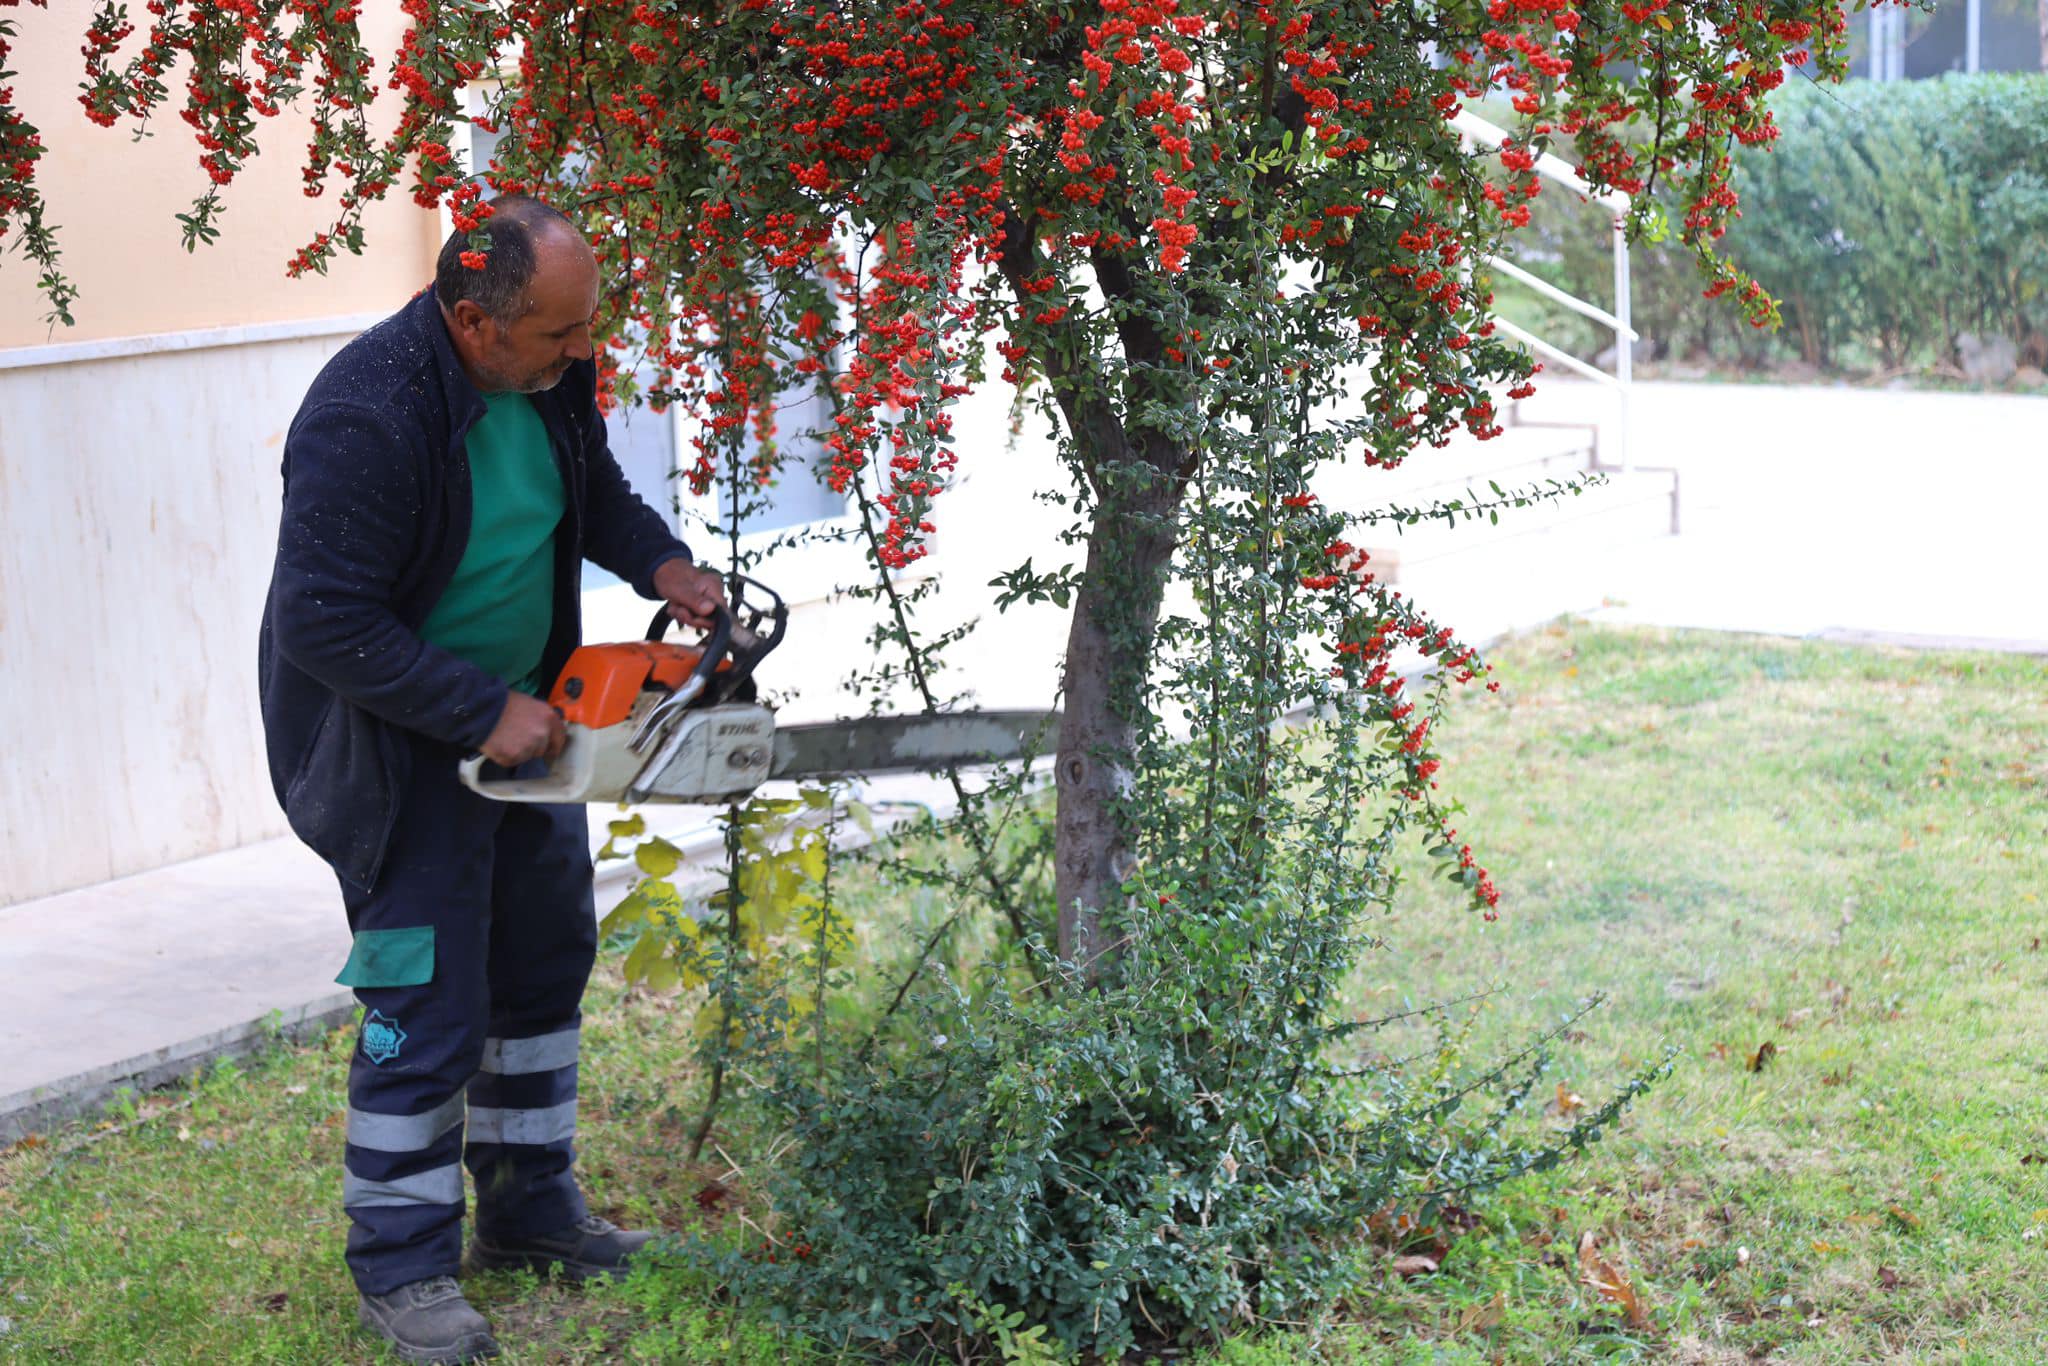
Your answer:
[1,2,1849,1345]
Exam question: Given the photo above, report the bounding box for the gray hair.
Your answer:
[434,194,577,324]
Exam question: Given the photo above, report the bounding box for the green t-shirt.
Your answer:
[419,392,564,694]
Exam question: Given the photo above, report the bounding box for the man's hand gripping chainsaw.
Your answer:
[459,575,1059,806]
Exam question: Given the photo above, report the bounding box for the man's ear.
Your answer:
[448,298,492,339]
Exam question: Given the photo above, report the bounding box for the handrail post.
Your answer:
[1611,212,1632,475]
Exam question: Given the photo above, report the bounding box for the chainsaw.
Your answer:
[457,574,1060,806]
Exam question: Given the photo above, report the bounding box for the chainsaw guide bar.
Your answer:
[457,576,1058,807]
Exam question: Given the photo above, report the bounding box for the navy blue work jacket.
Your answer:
[258,289,690,891]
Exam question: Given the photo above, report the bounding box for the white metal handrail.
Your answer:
[1488,316,1617,387]
[1485,256,1636,342]
[1452,107,1633,472]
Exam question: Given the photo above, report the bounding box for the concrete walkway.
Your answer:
[4,379,2043,1142]
[1402,380,2048,650]
[0,779,959,1141]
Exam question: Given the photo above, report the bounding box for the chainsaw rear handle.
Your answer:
[456,733,596,803]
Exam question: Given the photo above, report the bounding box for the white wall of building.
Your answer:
[0,326,368,904]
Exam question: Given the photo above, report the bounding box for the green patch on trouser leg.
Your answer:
[335,926,436,988]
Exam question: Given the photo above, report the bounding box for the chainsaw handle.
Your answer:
[647,573,787,702]
[647,601,734,697]
[456,752,496,795]
[456,731,596,803]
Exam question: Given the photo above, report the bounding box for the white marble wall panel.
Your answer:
[0,335,357,905]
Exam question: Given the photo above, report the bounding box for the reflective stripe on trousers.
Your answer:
[334,742,597,1298]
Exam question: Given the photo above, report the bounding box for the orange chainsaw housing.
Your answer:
[548,642,731,729]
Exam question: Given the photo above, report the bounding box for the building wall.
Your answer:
[0,4,439,903]
[0,327,376,904]
[0,2,437,348]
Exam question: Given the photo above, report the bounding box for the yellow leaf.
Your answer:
[1811,1239,1842,1255]
[1731,60,1752,78]
[1885,1204,1921,1231]
[693,999,745,1048]
[844,800,877,837]
[608,813,646,840]
[1654,14,1672,29]
[640,879,685,923]
[797,842,829,885]
[640,953,681,993]
[622,932,664,985]
[598,888,650,938]
[636,838,682,878]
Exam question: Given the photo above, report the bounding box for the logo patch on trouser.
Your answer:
[361,1009,409,1065]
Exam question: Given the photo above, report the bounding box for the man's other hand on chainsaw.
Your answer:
[653,558,728,631]
[481,691,568,767]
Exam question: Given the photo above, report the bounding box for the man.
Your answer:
[258,196,724,1364]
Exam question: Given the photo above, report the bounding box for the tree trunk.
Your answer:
[1054,463,1182,972]
[990,200,1195,975]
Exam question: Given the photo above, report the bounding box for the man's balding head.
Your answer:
[436,195,600,394]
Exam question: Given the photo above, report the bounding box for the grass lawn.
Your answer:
[1356,623,2048,1363]
[1,623,2042,1363]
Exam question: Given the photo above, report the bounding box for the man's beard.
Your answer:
[481,355,571,394]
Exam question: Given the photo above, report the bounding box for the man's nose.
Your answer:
[564,330,594,362]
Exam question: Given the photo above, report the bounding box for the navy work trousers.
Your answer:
[335,738,597,1296]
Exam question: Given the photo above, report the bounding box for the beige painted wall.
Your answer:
[0,1,438,349]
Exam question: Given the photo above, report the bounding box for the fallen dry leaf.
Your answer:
[2021,1153,2047,1166]
[1389,1254,1440,1278]
[1877,1266,1902,1291]
[1577,1230,1650,1329]
[1554,1083,1585,1117]
[1886,1204,1921,1231]
[1747,1041,1778,1073]
[1455,1290,1505,1333]
[260,1291,289,1313]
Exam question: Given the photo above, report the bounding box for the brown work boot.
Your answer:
[357,1275,500,1364]
[465,1213,654,1283]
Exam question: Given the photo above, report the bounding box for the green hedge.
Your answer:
[1507,74,2048,378]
